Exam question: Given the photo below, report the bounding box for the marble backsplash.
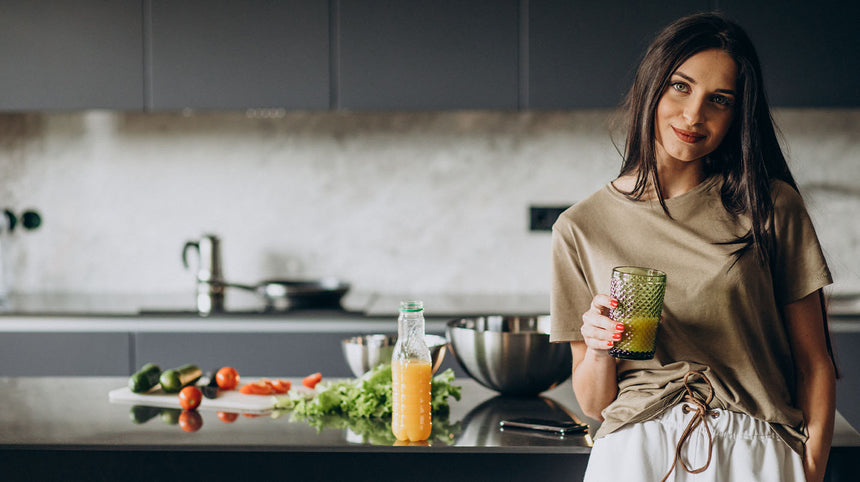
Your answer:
[0,109,858,298]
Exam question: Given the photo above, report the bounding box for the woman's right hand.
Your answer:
[580,294,624,353]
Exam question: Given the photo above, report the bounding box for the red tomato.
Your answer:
[215,367,240,390]
[302,372,322,389]
[239,380,274,395]
[217,411,238,423]
[178,386,202,410]
[271,379,291,394]
[179,410,203,432]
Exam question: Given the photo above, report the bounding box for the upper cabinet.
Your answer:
[0,1,855,111]
[719,0,860,107]
[0,0,143,111]
[527,1,710,109]
[147,0,330,110]
[336,0,519,110]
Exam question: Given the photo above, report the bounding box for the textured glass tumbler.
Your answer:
[608,266,666,360]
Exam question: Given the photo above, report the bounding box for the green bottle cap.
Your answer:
[399,300,424,312]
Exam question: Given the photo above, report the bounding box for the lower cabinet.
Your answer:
[133,331,466,378]
[0,332,131,376]
[133,332,355,377]
[832,331,860,429]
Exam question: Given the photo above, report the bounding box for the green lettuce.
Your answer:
[274,363,462,426]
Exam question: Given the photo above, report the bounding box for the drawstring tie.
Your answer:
[661,370,717,482]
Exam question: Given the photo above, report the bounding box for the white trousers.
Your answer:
[584,404,805,482]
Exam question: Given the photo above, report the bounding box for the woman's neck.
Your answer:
[614,160,706,201]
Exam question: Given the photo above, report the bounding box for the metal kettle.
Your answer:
[182,234,225,314]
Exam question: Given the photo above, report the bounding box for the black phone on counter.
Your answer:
[499,417,588,435]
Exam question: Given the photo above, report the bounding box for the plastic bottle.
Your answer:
[391,300,432,442]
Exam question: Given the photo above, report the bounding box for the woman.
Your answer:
[550,12,836,482]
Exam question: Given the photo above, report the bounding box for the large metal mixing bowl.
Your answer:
[446,315,572,396]
[341,334,448,378]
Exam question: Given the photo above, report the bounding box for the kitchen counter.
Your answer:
[1,377,858,481]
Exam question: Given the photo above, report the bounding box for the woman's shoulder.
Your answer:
[769,179,805,211]
[552,183,617,232]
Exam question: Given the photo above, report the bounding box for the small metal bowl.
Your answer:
[446,315,572,396]
[342,334,448,378]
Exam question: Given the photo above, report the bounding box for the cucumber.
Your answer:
[159,364,202,393]
[128,363,162,393]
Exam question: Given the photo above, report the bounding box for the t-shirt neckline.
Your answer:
[605,175,718,207]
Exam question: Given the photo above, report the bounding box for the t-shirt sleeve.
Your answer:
[771,181,833,305]
[550,215,591,343]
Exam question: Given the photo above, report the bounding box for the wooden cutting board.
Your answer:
[108,386,278,413]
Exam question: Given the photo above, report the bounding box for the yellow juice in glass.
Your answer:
[611,315,660,359]
[391,360,432,442]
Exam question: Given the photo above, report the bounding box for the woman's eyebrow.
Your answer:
[673,70,736,96]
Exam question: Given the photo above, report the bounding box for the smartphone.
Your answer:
[499,417,588,435]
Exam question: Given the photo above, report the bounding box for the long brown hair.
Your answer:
[617,12,838,376]
[617,12,796,265]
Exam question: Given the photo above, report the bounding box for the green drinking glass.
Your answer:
[608,266,667,360]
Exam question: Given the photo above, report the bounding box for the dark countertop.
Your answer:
[0,377,595,454]
[2,377,859,481]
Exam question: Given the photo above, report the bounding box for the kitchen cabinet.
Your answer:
[336,0,519,110]
[0,0,143,110]
[134,332,355,376]
[527,1,709,109]
[147,0,330,110]
[719,0,860,107]
[133,330,466,378]
[832,329,860,429]
[0,333,130,376]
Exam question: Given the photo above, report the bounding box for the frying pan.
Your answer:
[226,278,350,311]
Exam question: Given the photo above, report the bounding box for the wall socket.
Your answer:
[529,205,570,231]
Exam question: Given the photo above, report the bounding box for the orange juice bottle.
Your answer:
[391,300,432,442]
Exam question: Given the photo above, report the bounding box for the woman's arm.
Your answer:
[570,294,623,421]
[784,289,836,482]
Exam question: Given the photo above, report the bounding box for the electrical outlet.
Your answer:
[529,205,570,231]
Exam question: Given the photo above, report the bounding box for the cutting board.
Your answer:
[109,385,278,413]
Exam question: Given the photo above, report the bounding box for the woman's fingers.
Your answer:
[582,294,623,350]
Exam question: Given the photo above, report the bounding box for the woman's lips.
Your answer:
[672,126,706,143]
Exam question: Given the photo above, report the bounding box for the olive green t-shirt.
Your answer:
[550,176,832,454]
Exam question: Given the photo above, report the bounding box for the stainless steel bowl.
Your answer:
[446,315,572,396]
[341,334,448,378]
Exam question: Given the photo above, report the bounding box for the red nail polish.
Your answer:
[610,299,618,308]
[612,332,622,340]
[607,341,614,347]
[615,324,625,331]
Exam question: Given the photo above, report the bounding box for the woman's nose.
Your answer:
[682,99,705,125]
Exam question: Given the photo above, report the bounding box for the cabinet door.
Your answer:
[0,0,143,111]
[337,0,519,110]
[720,0,860,107]
[0,333,131,376]
[528,1,710,109]
[832,331,860,429]
[135,332,355,376]
[148,0,329,110]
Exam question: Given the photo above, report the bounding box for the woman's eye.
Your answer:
[671,82,689,93]
[711,95,734,106]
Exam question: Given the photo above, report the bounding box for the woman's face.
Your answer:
[654,48,737,167]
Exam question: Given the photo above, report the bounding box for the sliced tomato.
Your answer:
[239,380,274,395]
[271,379,291,394]
[239,382,270,395]
[302,372,322,389]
